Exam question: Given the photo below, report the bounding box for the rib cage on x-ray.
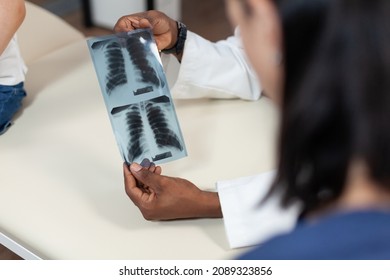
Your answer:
[87,29,187,164]
[105,41,127,94]
[94,30,164,97]
[111,96,184,163]
[125,104,147,161]
[145,99,183,151]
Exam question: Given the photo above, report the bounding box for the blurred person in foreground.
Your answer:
[226,0,390,259]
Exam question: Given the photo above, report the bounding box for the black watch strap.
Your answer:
[162,21,187,55]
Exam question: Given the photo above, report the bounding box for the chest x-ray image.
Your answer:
[87,29,187,164]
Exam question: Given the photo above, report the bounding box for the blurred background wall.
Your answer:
[27,0,234,40]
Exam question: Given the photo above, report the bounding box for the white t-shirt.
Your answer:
[0,35,27,86]
[163,30,300,248]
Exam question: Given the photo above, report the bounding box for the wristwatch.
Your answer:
[162,21,187,55]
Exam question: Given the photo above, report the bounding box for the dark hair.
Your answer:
[271,0,390,214]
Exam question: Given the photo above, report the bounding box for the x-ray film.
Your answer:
[87,29,187,164]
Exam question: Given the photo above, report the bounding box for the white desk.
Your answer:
[0,39,279,259]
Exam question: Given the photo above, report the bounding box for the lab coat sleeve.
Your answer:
[162,29,262,100]
[216,170,301,249]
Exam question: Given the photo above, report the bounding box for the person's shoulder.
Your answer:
[239,210,390,260]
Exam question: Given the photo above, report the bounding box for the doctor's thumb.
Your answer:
[130,162,159,186]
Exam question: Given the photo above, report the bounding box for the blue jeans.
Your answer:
[0,82,26,135]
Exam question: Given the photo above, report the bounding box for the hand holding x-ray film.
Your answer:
[87,29,187,164]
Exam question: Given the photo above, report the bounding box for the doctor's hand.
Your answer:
[114,10,178,51]
[123,163,222,220]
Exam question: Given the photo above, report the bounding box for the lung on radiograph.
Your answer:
[145,96,183,151]
[125,104,149,162]
[125,31,161,87]
[104,41,128,94]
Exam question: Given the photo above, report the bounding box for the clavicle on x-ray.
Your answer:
[87,29,187,165]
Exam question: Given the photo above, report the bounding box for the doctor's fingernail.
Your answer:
[140,158,151,168]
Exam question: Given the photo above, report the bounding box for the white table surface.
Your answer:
[0,40,279,260]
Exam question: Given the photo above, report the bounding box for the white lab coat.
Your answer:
[163,29,261,100]
[162,30,300,249]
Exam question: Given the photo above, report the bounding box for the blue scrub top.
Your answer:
[239,209,390,260]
